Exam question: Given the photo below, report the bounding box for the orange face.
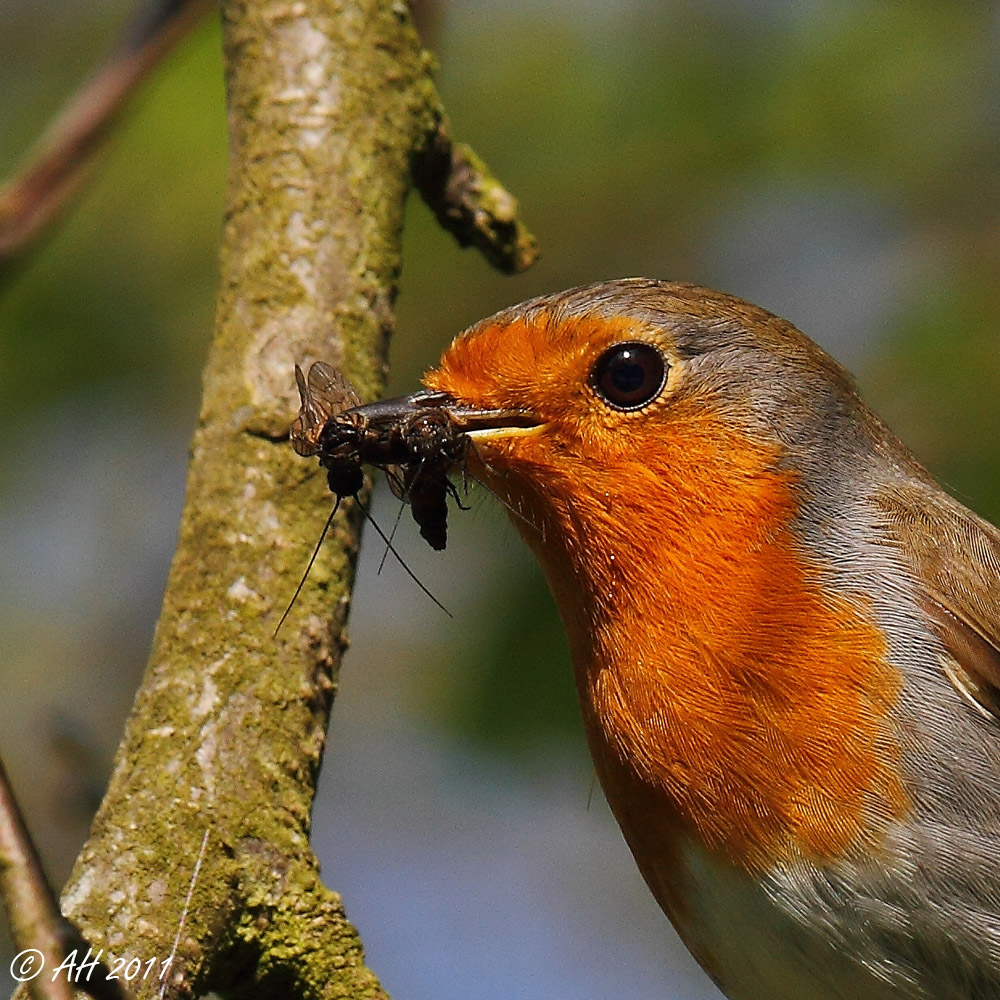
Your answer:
[424,282,906,873]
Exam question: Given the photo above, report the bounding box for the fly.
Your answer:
[291,361,469,549]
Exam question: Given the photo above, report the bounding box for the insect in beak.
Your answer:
[292,360,540,550]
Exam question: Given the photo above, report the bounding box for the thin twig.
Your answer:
[0,756,130,1000]
[0,0,214,281]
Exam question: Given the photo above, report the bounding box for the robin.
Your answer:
[326,279,1000,998]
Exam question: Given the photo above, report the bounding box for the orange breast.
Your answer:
[464,398,907,873]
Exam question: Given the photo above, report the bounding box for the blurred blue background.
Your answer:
[2,1,999,997]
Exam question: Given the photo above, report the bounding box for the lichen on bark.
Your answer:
[35,1,536,997]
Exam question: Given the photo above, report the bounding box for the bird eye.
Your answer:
[590,342,667,411]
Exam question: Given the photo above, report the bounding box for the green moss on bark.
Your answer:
[55,1,436,997]
[45,1,535,996]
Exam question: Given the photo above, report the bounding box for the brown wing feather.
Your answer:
[877,483,1000,721]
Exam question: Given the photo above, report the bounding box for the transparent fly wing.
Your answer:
[290,362,362,456]
[306,361,362,410]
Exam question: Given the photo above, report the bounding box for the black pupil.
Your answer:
[592,342,666,410]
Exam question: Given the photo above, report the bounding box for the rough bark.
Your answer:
[18,2,535,997]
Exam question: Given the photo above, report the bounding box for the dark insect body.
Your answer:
[291,361,468,549]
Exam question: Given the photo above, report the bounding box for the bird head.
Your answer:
[423,278,879,620]
[421,278,908,869]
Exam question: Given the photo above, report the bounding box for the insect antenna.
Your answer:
[359,501,452,617]
[273,499,341,637]
[377,457,444,573]
[377,496,407,575]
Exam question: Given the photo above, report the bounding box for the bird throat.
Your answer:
[474,409,907,873]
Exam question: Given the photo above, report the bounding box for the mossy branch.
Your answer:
[13,1,536,998]
[413,121,538,274]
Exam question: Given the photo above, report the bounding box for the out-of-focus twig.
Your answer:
[413,120,539,274]
[0,0,214,282]
[0,756,129,1000]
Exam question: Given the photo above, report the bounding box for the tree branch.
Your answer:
[0,754,128,1000]
[0,755,76,1000]
[14,0,535,997]
[413,121,538,274]
[0,0,213,283]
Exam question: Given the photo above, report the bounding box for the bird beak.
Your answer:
[344,391,542,440]
[444,403,543,439]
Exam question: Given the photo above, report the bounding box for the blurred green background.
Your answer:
[2,2,998,998]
